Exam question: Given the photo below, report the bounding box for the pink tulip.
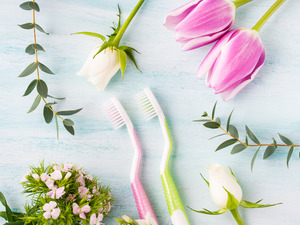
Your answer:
[164,0,236,50]
[197,28,265,101]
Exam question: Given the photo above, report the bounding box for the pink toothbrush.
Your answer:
[104,97,158,224]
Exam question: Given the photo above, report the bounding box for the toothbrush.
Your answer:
[104,97,158,224]
[137,88,190,225]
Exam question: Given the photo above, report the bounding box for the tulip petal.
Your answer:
[209,29,263,92]
[175,0,235,38]
[76,46,100,77]
[220,48,265,101]
[197,29,237,79]
[164,0,201,30]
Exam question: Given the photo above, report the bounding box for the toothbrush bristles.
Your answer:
[137,91,158,121]
[104,100,126,130]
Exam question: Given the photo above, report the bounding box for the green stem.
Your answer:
[230,209,245,225]
[113,0,145,46]
[232,0,253,8]
[252,0,286,32]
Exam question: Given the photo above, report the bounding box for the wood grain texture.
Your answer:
[0,0,299,224]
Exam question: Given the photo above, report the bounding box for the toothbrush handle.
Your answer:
[161,120,190,225]
[130,128,159,224]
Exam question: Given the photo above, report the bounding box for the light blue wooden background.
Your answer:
[0,0,299,224]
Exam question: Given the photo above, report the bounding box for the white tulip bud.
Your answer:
[207,163,242,209]
[77,45,121,91]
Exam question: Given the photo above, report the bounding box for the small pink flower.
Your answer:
[90,213,103,225]
[20,169,31,183]
[64,172,72,180]
[63,164,73,172]
[53,165,62,171]
[50,170,62,180]
[97,207,103,212]
[47,186,66,199]
[66,194,76,202]
[43,201,61,220]
[45,179,55,189]
[78,186,89,199]
[32,174,40,181]
[76,175,85,186]
[41,173,49,182]
[73,203,91,219]
[85,174,93,181]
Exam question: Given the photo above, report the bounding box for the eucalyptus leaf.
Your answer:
[63,119,74,127]
[251,147,261,171]
[19,62,37,77]
[38,62,54,74]
[193,119,211,122]
[245,125,260,144]
[48,95,65,100]
[37,80,48,98]
[227,109,234,131]
[228,125,239,139]
[215,139,237,151]
[119,50,127,79]
[201,112,208,117]
[23,79,37,96]
[272,138,277,148]
[287,146,294,168]
[43,106,53,124]
[19,1,31,10]
[278,134,293,145]
[18,23,35,30]
[203,121,220,129]
[45,102,57,107]
[231,144,247,154]
[35,24,49,35]
[28,1,40,11]
[215,117,221,126]
[212,101,217,120]
[55,115,59,140]
[245,136,249,146]
[263,145,277,159]
[25,43,45,55]
[72,32,106,42]
[208,133,226,140]
[64,124,74,135]
[27,95,41,113]
[57,108,82,116]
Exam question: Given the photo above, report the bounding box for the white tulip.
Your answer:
[207,163,242,209]
[135,212,157,225]
[77,45,121,91]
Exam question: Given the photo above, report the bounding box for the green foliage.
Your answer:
[240,200,281,208]
[27,94,41,113]
[57,108,82,116]
[23,79,38,96]
[187,206,227,215]
[72,32,106,42]
[20,1,40,11]
[25,43,45,55]
[224,188,240,210]
[19,62,38,77]
[115,215,139,225]
[194,102,299,169]
[43,106,53,124]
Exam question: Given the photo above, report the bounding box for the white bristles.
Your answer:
[104,98,131,130]
[136,88,161,121]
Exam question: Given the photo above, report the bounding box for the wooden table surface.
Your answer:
[1,0,299,224]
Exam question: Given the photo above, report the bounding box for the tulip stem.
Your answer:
[230,209,245,225]
[233,0,253,8]
[252,0,286,32]
[113,0,145,46]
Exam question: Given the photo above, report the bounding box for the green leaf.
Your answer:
[57,108,82,116]
[48,95,65,100]
[224,188,240,210]
[201,112,208,117]
[212,101,217,120]
[119,50,127,79]
[251,147,261,171]
[18,23,35,30]
[272,138,277,148]
[43,106,53,124]
[203,122,220,129]
[0,192,13,222]
[23,79,38,96]
[200,173,209,187]
[215,139,237,151]
[38,62,54,74]
[72,32,106,42]
[94,42,110,58]
[228,125,239,139]
[187,206,227,215]
[28,1,40,11]
[25,43,45,55]
[63,119,74,127]
[0,211,7,220]
[19,62,37,77]
[240,200,281,208]
[245,135,249,146]
[119,46,141,72]
[287,146,294,168]
[208,133,226,140]
[193,119,211,122]
[19,2,31,10]
[4,221,25,225]
[55,115,59,140]
[37,80,48,98]
[245,125,260,144]
[27,95,41,113]
[231,144,247,154]
[263,145,277,159]
[278,134,293,145]
[215,117,221,126]
[45,102,57,107]
[35,24,49,34]
[64,124,75,135]
[36,80,48,97]
[227,109,234,131]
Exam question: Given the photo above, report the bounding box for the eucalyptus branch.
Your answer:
[194,102,299,170]
[18,0,82,138]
